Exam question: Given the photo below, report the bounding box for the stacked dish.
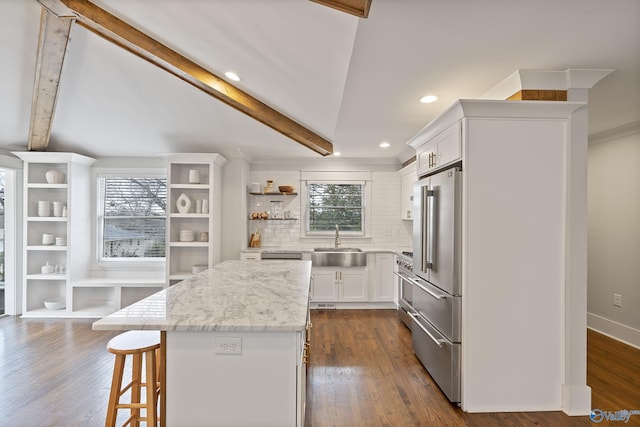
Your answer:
[52,201,64,217]
[55,237,66,246]
[179,230,195,242]
[44,299,65,310]
[38,201,51,217]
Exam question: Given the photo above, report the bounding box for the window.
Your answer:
[98,174,167,262]
[307,182,364,234]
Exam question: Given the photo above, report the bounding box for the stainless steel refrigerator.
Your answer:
[411,165,462,402]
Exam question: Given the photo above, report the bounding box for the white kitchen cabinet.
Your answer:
[166,329,306,426]
[164,153,226,285]
[239,251,261,261]
[339,268,368,301]
[400,164,417,220]
[297,305,311,426]
[408,99,591,414]
[311,267,367,302]
[415,121,461,176]
[371,253,395,302]
[14,152,96,317]
[310,269,338,302]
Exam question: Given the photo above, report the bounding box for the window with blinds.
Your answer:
[307,182,364,234]
[98,175,167,260]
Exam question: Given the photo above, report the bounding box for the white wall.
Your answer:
[587,121,640,348]
[221,158,250,261]
[0,151,23,314]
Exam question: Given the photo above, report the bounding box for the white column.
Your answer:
[562,88,591,415]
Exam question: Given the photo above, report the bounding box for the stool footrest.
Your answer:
[122,414,155,427]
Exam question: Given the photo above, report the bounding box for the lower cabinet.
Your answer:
[372,253,395,302]
[311,267,367,302]
[166,330,305,426]
[239,251,261,261]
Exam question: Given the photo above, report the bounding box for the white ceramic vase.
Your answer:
[176,193,191,214]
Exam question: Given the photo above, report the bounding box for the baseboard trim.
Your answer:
[310,302,396,310]
[562,384,592,416]
[587,312,640,349]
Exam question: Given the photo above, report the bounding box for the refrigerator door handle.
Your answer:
[409,312,445,348]
[425,188,436,269]
[420,186,431,272]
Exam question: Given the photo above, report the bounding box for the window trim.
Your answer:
[301,178,372,239]
[95,169,167,268]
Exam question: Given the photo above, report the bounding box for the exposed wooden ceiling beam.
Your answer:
[42,0,333,157]
[37,0,75,18]
[310,0,372,18]
[28,7,73,151]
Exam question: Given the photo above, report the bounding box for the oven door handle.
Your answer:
[408,312,445,348]
[395,272,446,300]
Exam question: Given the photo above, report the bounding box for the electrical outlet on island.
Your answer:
[214,337,242,355]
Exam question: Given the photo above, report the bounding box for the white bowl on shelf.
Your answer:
[179,230,195,242]
[43,299,65,310]
[45,170,65,184]
[191,264,207,274]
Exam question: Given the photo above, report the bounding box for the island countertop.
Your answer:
[92,260,312,332]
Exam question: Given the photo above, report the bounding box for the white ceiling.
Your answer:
[1,0,639,163]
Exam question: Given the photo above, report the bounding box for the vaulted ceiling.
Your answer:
[1,0,639,163]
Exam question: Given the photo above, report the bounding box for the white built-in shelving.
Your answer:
[164,153,226,285]
[14,152,96,318]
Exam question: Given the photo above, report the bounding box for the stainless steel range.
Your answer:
[395,251,414,328]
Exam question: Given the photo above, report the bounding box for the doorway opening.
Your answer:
[0,170,5,316]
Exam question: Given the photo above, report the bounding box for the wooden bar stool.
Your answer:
[106,330,161,427]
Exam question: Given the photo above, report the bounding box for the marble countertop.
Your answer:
[92,260,311,333]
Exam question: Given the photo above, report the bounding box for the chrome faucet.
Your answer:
[334,224,341,247]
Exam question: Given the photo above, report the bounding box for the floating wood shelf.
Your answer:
[248,192,297,196]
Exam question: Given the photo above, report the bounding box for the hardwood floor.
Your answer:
[0,311,638,426]
[0,317,122,426]
[304,310,640,427]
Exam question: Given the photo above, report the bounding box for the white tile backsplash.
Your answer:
[247,170,412,249]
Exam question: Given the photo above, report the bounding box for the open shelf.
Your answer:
[164,153,226,287]
[248,218,298,221]
[248,192,297,196]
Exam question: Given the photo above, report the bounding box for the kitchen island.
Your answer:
[93,260,312,427]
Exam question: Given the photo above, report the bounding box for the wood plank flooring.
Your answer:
[0,310,638,426]
[305,310,640,427]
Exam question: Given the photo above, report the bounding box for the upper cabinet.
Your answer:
[399,163,417,220]
[415,121,461,177]
[14,152,96,317]
[164,153,226,285]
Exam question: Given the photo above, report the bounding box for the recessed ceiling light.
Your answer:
[379,142,391,148]
[333,152,341,156]
[225,71,241,82]
[419,95,438,104]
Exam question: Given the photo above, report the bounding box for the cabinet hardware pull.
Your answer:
[394,271,445,300]
[408,312,445,348]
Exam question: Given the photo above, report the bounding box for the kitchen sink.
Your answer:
[313,247,362,252]
[311,248,366,267]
